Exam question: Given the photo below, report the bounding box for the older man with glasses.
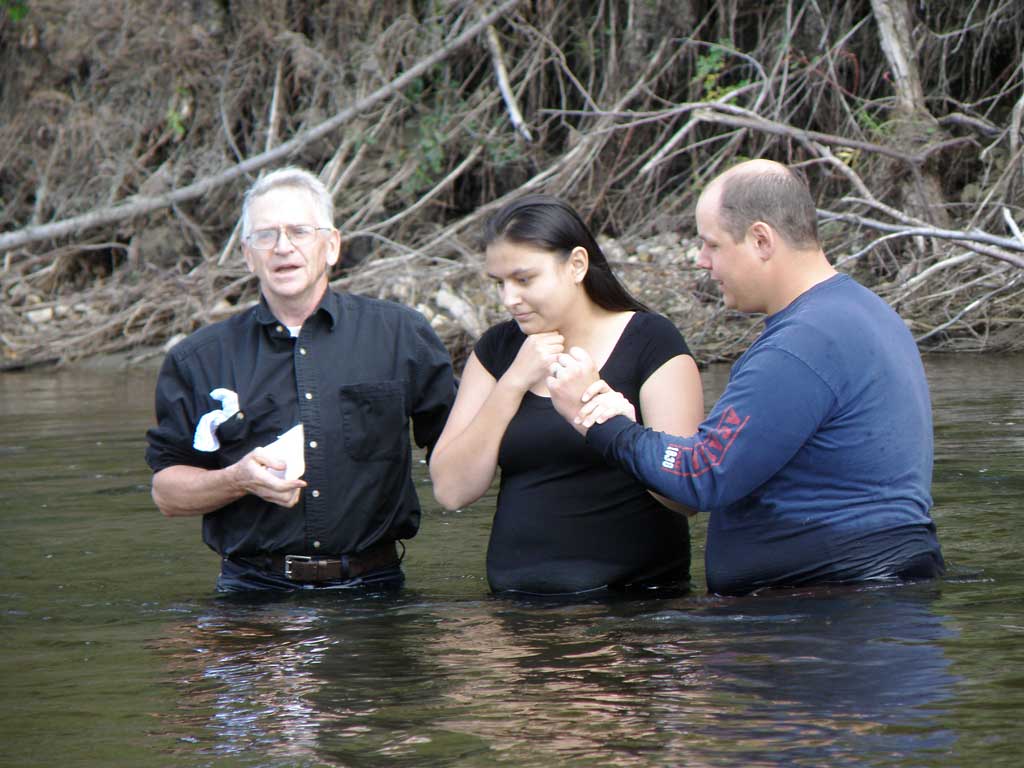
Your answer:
[145,167,455,592]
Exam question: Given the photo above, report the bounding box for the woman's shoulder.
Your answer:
[475,319,525,373]
[612,312,692,378]
[625,311,687,345]
[477,319,524,352]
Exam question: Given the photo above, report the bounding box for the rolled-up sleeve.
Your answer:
[145,350,219,473]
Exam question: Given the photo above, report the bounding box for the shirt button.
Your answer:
[313,540,321,549]
[312,489,320,498]
[276,325,284,333]
[305,392,313,400]
[309,440,318,449]
[299,347,307,355]
[236,412,244,420]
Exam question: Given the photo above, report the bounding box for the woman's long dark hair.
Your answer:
[482,194,649,313]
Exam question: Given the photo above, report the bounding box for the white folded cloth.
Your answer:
[262,423,305,480]
[192,390,305,479]
[193,388,240,451]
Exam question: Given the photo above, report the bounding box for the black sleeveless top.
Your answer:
[475,312,693,594]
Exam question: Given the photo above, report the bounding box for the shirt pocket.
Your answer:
[340,382,407,461]
[214,394,282,466]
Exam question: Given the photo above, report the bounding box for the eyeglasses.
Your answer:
[245,224,333,251]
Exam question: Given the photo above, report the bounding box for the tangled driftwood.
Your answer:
[1,0,1022,371]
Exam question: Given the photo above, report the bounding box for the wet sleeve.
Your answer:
[586,346,836,510]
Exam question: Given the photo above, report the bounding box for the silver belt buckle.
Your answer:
[284,554,312,580]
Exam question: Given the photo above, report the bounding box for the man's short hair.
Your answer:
[240,166,334,237]
[718,166,819,249]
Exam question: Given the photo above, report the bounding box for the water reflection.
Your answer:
[3,356,1023,767]
[149,583,960,767]
[424,601,671,765]
[150,594,441,765]
[631,585,959,766]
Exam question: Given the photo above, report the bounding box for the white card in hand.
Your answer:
[262,424,305,480]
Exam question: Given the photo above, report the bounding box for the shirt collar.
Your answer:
[764,273,846,327]
[253,289,341,331]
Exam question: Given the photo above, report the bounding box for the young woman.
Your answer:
[429,195,704,596]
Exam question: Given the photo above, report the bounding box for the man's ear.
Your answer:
[241,244,255,273]
[568,245,589,283]
[748,221,776,261]
[326,230,343,267]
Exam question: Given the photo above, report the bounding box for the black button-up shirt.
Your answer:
[145,290,455,558]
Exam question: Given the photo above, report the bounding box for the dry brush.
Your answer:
[1,0,1022,370]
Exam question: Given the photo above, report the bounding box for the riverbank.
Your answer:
[3,3,1022,370]
[7,223,1021,375]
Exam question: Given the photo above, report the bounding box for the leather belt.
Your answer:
[258,540,400,583]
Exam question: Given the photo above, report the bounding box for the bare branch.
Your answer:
[484,24,532,142]
[1004,207,1024,245]
[915,274,1023,344]
[819,209,1024,267]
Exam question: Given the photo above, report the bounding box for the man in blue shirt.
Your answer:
[548,159,944,595]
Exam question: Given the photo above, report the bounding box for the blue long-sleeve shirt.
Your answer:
[588,274,943,595]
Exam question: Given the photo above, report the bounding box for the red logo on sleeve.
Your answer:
[660,406,748,477]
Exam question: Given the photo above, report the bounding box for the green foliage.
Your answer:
[404,110,447,194]
[853,105,893,139]
[406,75,426,103]
[402,108,525,199]
[165,87,190,140]
[2,0,28,21]
[694,41,749,101]
[165,109,186,140]
[484,134,521,166]
[695,44,726,91]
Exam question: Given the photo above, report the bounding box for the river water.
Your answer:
[1,354,1022,767]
